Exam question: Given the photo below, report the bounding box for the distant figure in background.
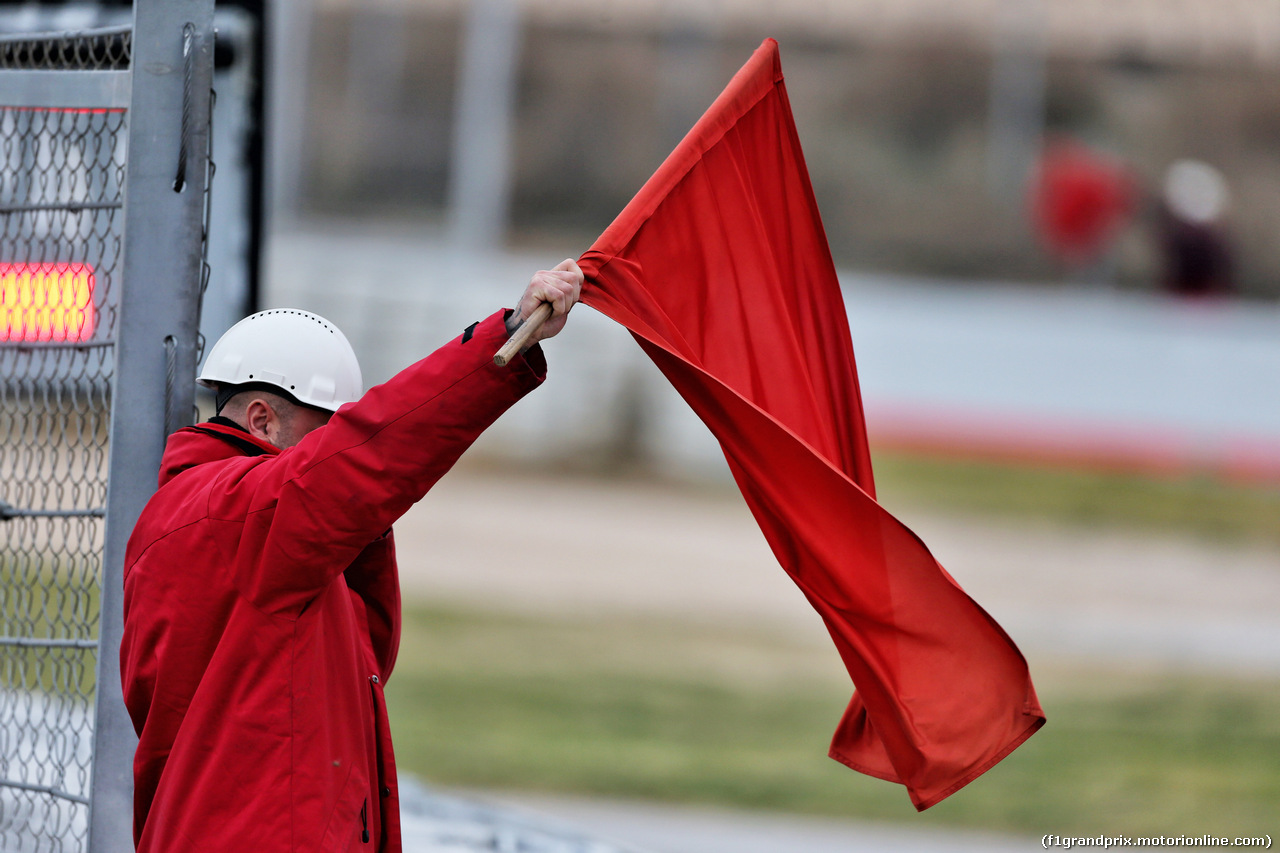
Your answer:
[1158,159,1234,297]
[1031,138,1134,281]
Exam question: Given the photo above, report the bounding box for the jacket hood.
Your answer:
[158,421,279,487]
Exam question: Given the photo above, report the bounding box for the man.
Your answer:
[120,261,582,852]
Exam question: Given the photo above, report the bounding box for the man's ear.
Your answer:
[243,398,279,444]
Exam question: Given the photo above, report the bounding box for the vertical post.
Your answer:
[986,0,1047,203]
[89,2,215,851]
[656,23,717,153]
[345,0,410,141]
[447,0,521,250]
[268,0,314,227]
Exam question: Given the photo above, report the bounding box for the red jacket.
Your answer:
[121,311,544,851]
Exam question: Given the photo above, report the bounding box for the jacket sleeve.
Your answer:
[344,532,400,679]
[206,310,545,615]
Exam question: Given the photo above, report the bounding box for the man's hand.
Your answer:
[506,258,583,346]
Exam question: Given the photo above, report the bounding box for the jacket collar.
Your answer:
[157,418,279,487]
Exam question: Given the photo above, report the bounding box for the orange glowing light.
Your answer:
[0,262,97,343]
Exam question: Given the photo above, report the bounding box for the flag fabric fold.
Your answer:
[577,38,1044,811]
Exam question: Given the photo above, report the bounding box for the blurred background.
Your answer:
[267,0,1280,848]
[257,2,1280,847]
[261,0,1280,483]
[8,0,1279,848]
[293,0,1280,292]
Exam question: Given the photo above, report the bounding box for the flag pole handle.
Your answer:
[494,302,554,366]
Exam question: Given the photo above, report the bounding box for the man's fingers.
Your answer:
[523,281,568,317]
[552,257,582,277]
[525,264,582,317]
[549,260,584,300]
[505,258,584,351]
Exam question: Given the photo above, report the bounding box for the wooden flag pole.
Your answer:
[493,302,553,366]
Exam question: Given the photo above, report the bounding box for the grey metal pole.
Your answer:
[345,0,410,141]
[89,2,215,851]
[267,0,315,227]
[447,0,521,250]
[986,0,1047,203]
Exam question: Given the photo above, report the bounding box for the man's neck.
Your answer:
[208,415,250,434]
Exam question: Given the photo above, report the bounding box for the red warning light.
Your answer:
[0,262,97,343]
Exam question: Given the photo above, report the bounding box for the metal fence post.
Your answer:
[448,0,521,250]
[90,2,215,851]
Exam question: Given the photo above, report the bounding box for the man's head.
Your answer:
[198,309,362,448]
[215,386,334,449]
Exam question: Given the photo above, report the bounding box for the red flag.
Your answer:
[577,39,1044,811]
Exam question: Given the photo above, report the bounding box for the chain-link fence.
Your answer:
[0,27,130,73]
[1,28,130,853]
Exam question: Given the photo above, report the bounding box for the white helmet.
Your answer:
[198,309,362,412]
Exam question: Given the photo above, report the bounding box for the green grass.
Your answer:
[387,604,1280,837]
[0,559,101,696]
[871,450,1280,547]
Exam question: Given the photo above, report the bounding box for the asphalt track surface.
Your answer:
[389,467,1280,853]
[397,468,1280,676]
[406,787,1038,853]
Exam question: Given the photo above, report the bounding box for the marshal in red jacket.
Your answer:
[121,311,544,852]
